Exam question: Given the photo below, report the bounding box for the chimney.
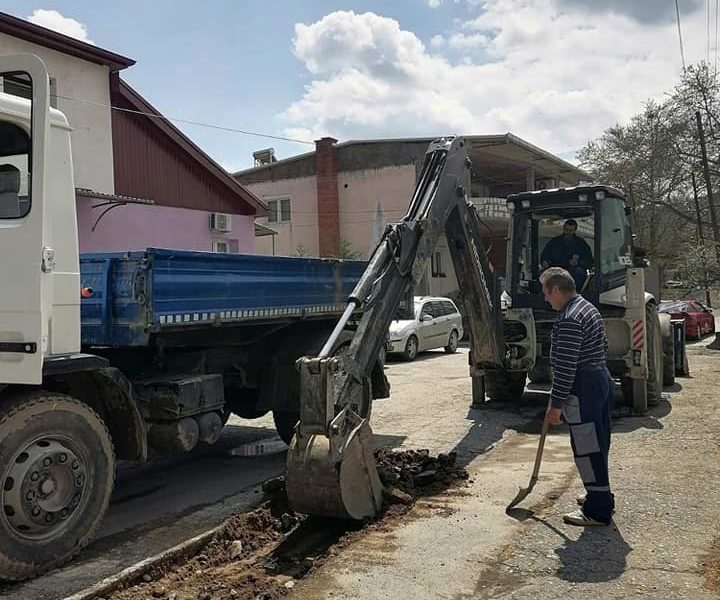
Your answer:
[315,137,340,257]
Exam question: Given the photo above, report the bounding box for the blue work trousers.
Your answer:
[561,366,615,523]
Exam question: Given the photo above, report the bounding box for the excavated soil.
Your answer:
[106,448,469,600]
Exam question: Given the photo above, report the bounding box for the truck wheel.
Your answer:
[484,370,527,402]
[0,393,114,581]
[444,330,459,354]
[527,365,552,383]
[273,410,297,446]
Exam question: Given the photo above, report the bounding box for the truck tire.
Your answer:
[273,410,297,446]
[484,370,527,402]
[527,365,552,383]
[621,304,664,410]
[0,393,115,581]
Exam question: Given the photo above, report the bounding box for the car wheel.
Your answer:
[444,330,459,354]
[403,335,419,361]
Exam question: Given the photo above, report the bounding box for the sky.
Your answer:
[2,0,714,171]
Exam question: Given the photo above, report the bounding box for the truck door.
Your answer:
[0,55,51,384]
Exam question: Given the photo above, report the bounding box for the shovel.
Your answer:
[506,404,551,511]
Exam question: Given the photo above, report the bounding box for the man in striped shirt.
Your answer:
[540,267,615,526]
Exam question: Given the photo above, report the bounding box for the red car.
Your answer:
[658,300,716,340]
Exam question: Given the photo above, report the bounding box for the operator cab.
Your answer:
[506,185,634,310]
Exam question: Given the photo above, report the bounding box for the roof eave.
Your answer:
[0,11,135,71]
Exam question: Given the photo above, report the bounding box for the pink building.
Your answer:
[0,11,264,253]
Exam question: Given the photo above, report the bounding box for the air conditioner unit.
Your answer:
[210,212,232,232]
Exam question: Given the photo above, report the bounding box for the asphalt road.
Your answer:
[0,346,578,600]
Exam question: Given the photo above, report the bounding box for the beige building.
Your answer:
[235,135,589,296]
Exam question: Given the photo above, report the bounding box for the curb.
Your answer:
[62,523,223,600]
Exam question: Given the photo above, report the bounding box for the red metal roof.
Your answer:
[0,11,135,72]
[111,76,266,216]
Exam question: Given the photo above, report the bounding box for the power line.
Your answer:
[54,93,315,146]
[676,0,687,71]
[714,0,720,76]
[708,0,712,64]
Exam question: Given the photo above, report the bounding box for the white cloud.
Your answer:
[447,32,489,49]
[428,0,443,7]
[430,34,446,47]
[27,9,93,44]
[284,4,708,156]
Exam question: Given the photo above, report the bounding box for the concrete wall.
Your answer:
[247,176,319,257]
[76,198,254,254]
[0,35,115,194]
[338,165,417,259]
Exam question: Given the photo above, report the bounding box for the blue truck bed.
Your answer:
[80,248,366,347]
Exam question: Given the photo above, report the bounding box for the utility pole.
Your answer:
[696,111,720,259]
[696,111,720,345]
[691,171,712,306]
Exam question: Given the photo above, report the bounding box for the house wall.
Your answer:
[247,177,319,256]
[337,164,417,259]
[0,34,115,194]
[76,198,254,254]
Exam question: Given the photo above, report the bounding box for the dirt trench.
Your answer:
[104,448,470,600]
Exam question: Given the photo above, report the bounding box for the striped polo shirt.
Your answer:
[550,294,608,408]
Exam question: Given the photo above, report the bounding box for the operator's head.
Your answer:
[563,219,578,239]
[540,267,577,310]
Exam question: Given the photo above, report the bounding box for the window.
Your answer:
[442,301,458,315]
[267,198,291,223]
[1,74,57,108]
[212,239,230,253]
[431,251,446,277]
[0,120,31,219]
[598,198,630,277]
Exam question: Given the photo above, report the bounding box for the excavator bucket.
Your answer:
[286,417,384,519]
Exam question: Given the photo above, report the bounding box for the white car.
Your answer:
[387,296,464,361]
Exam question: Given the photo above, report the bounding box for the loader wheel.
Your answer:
[0,393,115,581]
[621,304,664,410]
[484,370,527,402]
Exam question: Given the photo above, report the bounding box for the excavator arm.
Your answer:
[286,137,505,519]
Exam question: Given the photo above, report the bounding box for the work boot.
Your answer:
[562,509,610,527]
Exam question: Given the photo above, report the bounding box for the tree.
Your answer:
[332,238,364,260]
[577,62,720,279]
[678,241,720,292]
[577,101,692,275]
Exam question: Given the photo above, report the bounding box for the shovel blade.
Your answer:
[506,486,531,511]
